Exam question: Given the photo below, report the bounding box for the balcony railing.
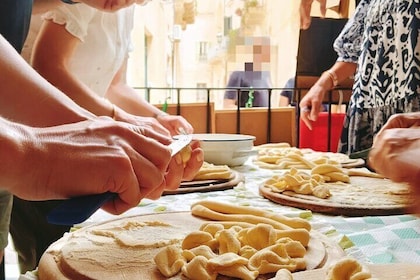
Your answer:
[135,84,352,152]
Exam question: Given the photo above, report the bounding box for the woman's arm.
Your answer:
[106,58,193,135]
[32,19,116,118]
[299,61,357,129]
[32,18,173,136]
[106,58,166,118]
[0,115,178,214]
[0,35,93,126]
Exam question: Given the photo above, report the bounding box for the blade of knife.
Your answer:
[170,134,192,157]
[47,136,193,226]
[349,148,371,160]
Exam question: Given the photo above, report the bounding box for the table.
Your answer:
[19,159,420,279]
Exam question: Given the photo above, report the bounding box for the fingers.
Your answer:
[383,113,420,130]
[181,141,204,181]
[101,138,170,214]
[317,0,327,17]
[299,0,313,30]
[146,141,204,199]
[146,118,171,137]
[158,115,194,136]
[142,152,188,200]
[300,106,313,130]
[130,124,172,146]
[92,121,202,214]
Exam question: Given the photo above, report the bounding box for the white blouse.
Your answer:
[43,4,135,96]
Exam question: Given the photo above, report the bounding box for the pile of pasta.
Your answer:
[192,162,234,180]
[263,164,351,199]
[154,201,312,280]
[256,143,384,199]
[253,143,343,170]
[273,257,379,280]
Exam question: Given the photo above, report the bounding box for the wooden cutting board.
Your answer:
[163,171,244,195]
[287,263,420,280]
[260,176,415,216]
[38,212,344,280]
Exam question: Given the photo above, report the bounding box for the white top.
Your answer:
[42,4,135,96]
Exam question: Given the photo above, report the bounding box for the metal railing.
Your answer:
[135,86,352,151]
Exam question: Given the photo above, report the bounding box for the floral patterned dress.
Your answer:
[334,0,420,154]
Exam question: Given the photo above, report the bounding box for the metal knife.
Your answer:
[169,134,192,156]
[47,135,193,226]
[349,148,371,160]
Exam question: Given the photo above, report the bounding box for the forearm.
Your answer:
[106,84,164,118]
[35,65,115,118]
[314,61,357,90]
[0,118,30,192]
[0,36,93,126]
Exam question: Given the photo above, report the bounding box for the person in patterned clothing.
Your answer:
[299,0,420,154]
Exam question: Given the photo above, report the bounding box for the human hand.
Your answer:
[299,83,326,130]
[300,0,326,30]
[114,107,172,138]
[376,112,420,131]
[369,113,420,179]
[146,140,204,199]
[10,117,175,214]
[156,114,194,136]
[369,126,420,214]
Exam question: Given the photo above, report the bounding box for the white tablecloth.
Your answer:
[20,159,420,279]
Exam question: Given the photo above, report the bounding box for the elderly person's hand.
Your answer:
[112,105,172,137]
[299,82,326,130]
[369,113,420,214]
[300,0,327,30]
[146,139,204,199]
[1,117,202,215]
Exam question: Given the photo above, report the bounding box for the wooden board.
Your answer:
[286,263,420,280]
[163,171,244,195]
[260,176,415,216]
[38,212,344,280]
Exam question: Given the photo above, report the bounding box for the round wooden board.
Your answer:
[287,263,420,280]
[163,171,244,195]
[260,176,415,216]
[38,212,344,280]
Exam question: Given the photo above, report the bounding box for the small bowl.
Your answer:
[192,133,257,166]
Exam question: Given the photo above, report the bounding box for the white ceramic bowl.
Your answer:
[192,133,257,166]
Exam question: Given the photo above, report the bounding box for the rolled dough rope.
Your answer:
[199,221,255,230]
[190,205,311,247]
[192,200,311,231]
[346,168,385,179]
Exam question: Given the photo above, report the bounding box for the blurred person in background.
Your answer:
[224,36,272,108]
[299,0,419,154]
